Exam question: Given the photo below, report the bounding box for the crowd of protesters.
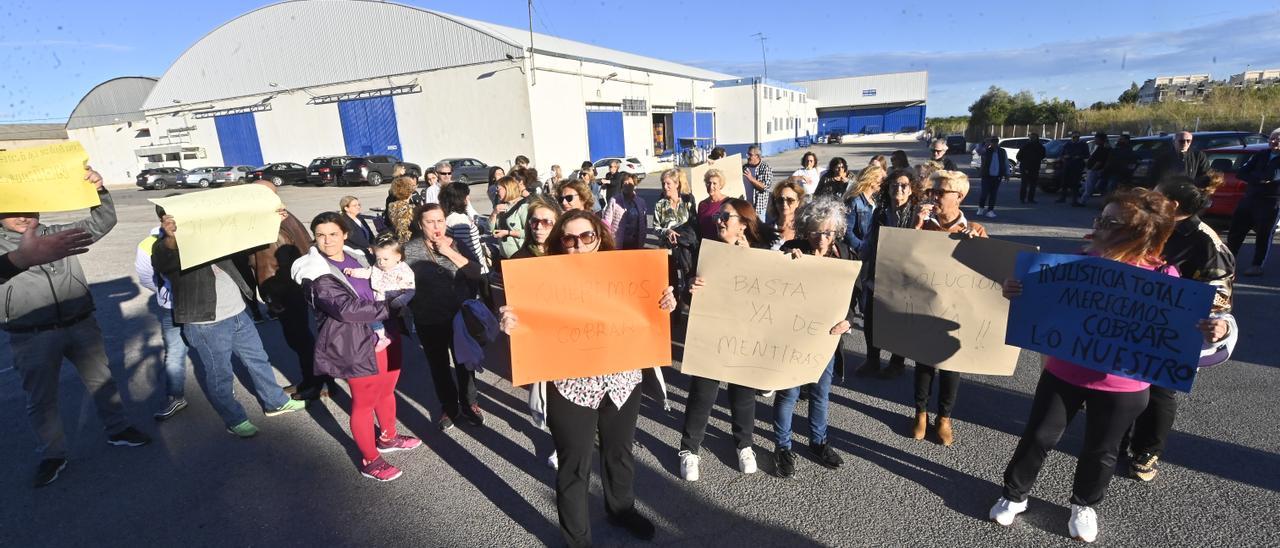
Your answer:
[0,129,1262,546]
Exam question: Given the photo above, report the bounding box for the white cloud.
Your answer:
[685,11,1279,115]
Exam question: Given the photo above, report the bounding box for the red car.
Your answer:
[1203,143,1269,217]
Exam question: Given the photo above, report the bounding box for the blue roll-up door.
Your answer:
[672,111,695,154]
[848,111,884,134]
[586,111,624,161]
[214,113,264,167]
[695,112,714,142]
[339,96,402,160]
[884,106,925,133]
[818,115,848,135]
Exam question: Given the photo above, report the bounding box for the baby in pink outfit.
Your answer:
[344,240,416,351]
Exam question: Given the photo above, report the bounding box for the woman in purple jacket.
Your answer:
[292,212,420,482]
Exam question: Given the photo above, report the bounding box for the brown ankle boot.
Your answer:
[911,411,928,440]
[936,416,954,447]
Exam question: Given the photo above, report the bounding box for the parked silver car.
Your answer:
[178,167,220,188]
[135,167,186,190]
[212,165,255,185]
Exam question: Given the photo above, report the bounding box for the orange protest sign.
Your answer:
[502,249,672,385]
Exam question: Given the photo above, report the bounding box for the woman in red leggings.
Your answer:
[294,212,421,481]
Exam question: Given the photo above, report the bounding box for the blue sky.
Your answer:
[2,0,1277,121]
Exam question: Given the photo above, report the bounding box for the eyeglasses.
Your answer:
[925,188,960,197]
[892,183,912,191]
[931,148,947,154]
[716,212,740,222]
[438,171,453,176]
[812,231,838,239]
[779,197,798,205]
[559,194,577,203]
[1093,217,1124,230]
[530,217,555,228]
[559,230,598,248]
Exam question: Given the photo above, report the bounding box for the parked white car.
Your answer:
[593,157,649,180]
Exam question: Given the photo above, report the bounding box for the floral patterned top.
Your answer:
[553,370,642,409]
[387,199,415,243]
[653,194,693,232]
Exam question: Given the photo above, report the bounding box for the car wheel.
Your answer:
[368,171,383,186]
[199,179,210,188]
[236,177,246,185]
[154,180,167,190]
[271,176,284,187]
[458,175,469,184]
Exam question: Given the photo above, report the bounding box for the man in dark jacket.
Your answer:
[1105,134,1138,190]
[153,209,304,438]
[1057,132,1089,204]
[1,169,150,488]
[977,136,1009,218]
[1153,131,1210,184]
[247,180,328,401]
[1081,133,1111,206]
[929,139,959,171]
[1227,128,1280,276]
[1016,134,1046,204]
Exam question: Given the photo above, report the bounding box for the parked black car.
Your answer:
[945,135,967,155]
[249,162,308,186]
[1128,131,1265,186]
[340,156,420,186]
[437,158,489,184]
[1036,136,1103,194]
[307,156,358,186]
[136,167,185,190]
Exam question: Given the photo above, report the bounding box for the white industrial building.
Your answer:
[793,71,928,137]
[64,0,923,183]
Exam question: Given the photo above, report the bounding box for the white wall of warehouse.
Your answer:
[69,123,146,184]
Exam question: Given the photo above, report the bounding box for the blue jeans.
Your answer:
[774,356,835,449]
[1082,169,1107,200]
[182,310,290,427]
[158,307,189,398]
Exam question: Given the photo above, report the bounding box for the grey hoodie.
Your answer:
[0,190,116,330]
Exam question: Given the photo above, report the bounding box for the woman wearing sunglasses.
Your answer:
[765,177,806,250]
[677,198,770,482]
[510,195,561,259]
[991,188,1230,543]
[814,156,851,199]
[556,179,595,213]
[498,210,676,547]
[855,169,926,380]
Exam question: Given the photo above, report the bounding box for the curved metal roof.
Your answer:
[66,77,157,130]
[143,0,736,111]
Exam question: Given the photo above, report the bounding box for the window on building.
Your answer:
[862,89,877,97]
[164,153,180,162]
[182,153,198,160]
[135,129,151,138]
[766,122,772,134]
[146,154,162,163]
[622,98,648,116]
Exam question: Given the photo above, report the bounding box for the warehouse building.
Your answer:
[793,71,928,136]
[0,124,67,152]
[63,0,925,182]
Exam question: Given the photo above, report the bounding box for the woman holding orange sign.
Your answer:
[498,209,677,548]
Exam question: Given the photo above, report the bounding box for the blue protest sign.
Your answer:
[1005,252,1214,392]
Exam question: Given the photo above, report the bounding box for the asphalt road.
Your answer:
[2,143,1277,547]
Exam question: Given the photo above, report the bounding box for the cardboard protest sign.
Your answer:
[502,249,671,385]
[872,227,1035,375]
[1006,252,1214,392]
[0,142,101,213]
[149,185,283,269]
[682,240,861,390]
[687,154,746,203]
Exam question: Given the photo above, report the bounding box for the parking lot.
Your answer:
[3,142,1278,547]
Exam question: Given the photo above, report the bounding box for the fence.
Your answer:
[939,113,1273,143]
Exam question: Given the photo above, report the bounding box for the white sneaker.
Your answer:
[760,390,775,398]
[989,497,1028,526]
[546,451,558,470]
[976,207,987,217]
[737,447,758,474]
[679,450,700,481]
[1068,504,1098,543]
[985,210,998,218]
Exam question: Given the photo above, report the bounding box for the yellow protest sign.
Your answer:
[687,154,747,203]
[872,227,1035,376]
[149,185,283,269]
[0,142,101,213]
[682,240,861,390]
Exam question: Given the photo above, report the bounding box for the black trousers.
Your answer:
[415,320,477,418]
[548,383,641,548]
[1128,384,1178,457]
[1059,164,1084,201]
[913,364,960,416]
[680,375,755,453]
[1002,372,1149,506]
[278,299,327,389]
[1020,168,1039,202]
[1227,196,1280,267]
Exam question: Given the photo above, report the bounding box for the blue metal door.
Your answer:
[695,111,714,142]
[884,105,925,133]
[586,111,624,161]
[818,115,848,135]
[339,96,402,160]
[214,113,263,167]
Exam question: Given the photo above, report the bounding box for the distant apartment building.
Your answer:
[1229,69,1280,88]
[1137,74,1212,104]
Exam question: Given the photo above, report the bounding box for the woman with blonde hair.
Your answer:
[492,176,529,258]
[843,165,886,255]
[695,169,729,240]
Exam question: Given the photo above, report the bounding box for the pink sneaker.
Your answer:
[374,336,392,353]
[360,457,403,482]
[377,433,423,453]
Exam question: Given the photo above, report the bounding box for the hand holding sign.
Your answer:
[1005,252,1215,392]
